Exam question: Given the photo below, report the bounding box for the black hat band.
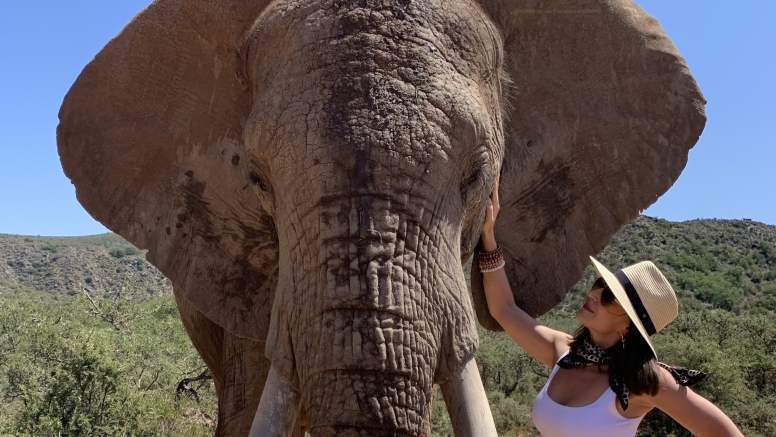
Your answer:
[615,270,657,336]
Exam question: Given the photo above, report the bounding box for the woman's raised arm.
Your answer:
[642,367,744,437]
[480,178,571,367]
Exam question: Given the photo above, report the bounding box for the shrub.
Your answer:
[109,246,141,259]
[677,271,742,310]
[109,248,126,258]
[13,347,150,437]
[0,294,216,436]
[758,242,775,263]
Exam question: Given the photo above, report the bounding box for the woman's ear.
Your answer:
[472,0,706,331]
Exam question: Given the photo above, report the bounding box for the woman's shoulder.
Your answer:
[618,362,680,412]
[551,344,572,366]
[655,363,681,389]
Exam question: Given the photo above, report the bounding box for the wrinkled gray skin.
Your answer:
[250,0,501,429]
[57,0,706,435]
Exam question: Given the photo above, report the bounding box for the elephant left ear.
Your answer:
[57,0,276,340]
[471,0,706,330]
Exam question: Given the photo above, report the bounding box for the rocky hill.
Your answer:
[0,233,171,298]
[2,215,775,313]
[560,215,776,315]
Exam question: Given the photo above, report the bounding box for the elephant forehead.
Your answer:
[240,0,505,169]
[244,0,502,81]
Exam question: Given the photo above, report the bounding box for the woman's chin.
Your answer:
[575,309,590,325]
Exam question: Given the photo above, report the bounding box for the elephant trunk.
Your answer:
[255,359,498,437]
[302,230,443,436]
[299,300,438,436]
[264,197,481,436]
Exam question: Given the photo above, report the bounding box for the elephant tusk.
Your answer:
[249,365,302,437]
[440,358,498,437]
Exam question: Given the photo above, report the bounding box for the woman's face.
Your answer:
[576,280,631,337]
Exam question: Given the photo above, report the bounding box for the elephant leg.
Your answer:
[174,286,306,436]
[440,358,498,437]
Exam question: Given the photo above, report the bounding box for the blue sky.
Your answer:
[1,1,774,236]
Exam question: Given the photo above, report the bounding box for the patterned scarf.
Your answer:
[557,337,706,410]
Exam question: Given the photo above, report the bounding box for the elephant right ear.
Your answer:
[58,0,276,340]
[471,0,707,330]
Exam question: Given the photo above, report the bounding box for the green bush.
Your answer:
[429,305,776,437]
[108,246,140,259]
[665,250,719,273]
[0,293,216,436]
[677,271,742,310]
[13,346,150,437]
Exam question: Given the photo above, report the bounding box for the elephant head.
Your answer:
[57,0,705,436]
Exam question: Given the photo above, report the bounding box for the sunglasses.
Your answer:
[590,277,618,307]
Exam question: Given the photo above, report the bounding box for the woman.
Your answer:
[480,178,744,437]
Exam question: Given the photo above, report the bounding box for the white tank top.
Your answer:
[531,351,644,437]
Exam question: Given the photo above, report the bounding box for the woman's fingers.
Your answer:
[490,176,500,220]
[483,175,501,230]
[492,176,500,209]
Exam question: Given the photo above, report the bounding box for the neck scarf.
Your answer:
[557,337,706,410]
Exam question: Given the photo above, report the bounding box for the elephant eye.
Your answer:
[249,171,270,192]
[461,161,487,193]
[461,169,484,190]
[460,163,489,209]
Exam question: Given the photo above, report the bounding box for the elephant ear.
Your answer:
[472,0,706,330]
[57,0,276,340]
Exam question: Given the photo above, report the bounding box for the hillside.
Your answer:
[1,216,775,436]
[0,233,171,298]
[3,216,776,312]
[558,216,776,315]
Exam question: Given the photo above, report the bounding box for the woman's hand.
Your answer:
[481,176,500,252]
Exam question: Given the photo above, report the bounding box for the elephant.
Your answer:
[57,0,706,435]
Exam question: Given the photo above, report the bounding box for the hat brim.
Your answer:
[590,257,657,359]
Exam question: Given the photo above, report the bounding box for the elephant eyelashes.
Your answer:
[460,166,488,197]
[249,171,270,192]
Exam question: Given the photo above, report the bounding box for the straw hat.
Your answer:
[589,257,678,359]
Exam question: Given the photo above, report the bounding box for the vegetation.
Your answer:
[0,290,215,436]
[0,232,168,299]
[1,216,775,435]
[109,246,140,259]
[431,216,776,436]
[430,307,776,437]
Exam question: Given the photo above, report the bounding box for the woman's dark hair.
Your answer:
[569,325,660,396]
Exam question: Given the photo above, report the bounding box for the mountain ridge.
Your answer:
[3,215,776,315]
[0,232,170,298]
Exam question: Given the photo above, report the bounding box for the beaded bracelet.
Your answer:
[478,245,505,273]
[481,258,505,273]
